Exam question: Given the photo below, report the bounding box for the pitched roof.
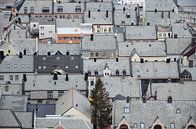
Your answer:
[0,55,34,73]
[36,116,93,129]
[35,55,83,74]
[0,95,27,111]
[0,109,21,128]
[24,74,87,91]
[118,41,166,57]
[113,100,196,129]
[125,26,157,40]
[131,62,179,79]
[56,89,91,119]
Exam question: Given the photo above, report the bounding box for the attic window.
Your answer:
[170,123,175,129]
[42,7,50,13]
[176,108,181,114]
[126,13,130,18]
[75,6,81,12]
[57,6,63,12]
[124,107,130,114]
[140,123,145,128]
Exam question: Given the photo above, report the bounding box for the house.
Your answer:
[56,19,92,44]
[114,4,139,26]
[24,74,87,103]
[112,99,196,129]
[157,25,172,41]
[172,23,192,38]
[56,89,91,122]
[125,26,157,40]
[118,41,166,62]
[34,54,83,74]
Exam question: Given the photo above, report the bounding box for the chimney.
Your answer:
[19,52,23,58]
[47,52,51,56]
[84,72,88,81]
[106,10,108,18]
[0,51,5,60]
[53,73,58,80]
[65,73,69,81]
[23,74,27,82]
[90,34,94,41]
[88,10,91,18]
[23,49,26,55]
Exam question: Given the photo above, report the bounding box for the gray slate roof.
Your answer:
[0,109,21,127]
[166,37,192,55]
[35,55,83,74]
[84,11,113,24]
[56,19,82,28]
[56,89,91,119]
[81,34,117,51]
[131,62,179,79]
[100,76,141,98]
[36,116,93,129]
[0,55,34,73]
[146,81,196,101]
[38,43,80,55]
[114,4,138,26]
[15,112,33,129]
[83,57,130,76]
[0,95,27,111]
[118,41,166,57]
[53,2,85,13]
[125,26,157,40]
[113,100,196,129]
[27,104,55,117]
[145,0,177,11]
[86,2,113,11]
[24,74,87,91]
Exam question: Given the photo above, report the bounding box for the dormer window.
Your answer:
[42,7,50,13]
[126,13,130,18]
[57,6,63,12]
[75,6,81,12]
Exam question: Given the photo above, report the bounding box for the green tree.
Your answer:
[90,78,112,129]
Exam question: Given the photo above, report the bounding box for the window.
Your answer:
[14,64,17,68]
[15,75,19,80]
[47,91,53,99]
[57,6,63,12]
[5,85,9,91]
[126,13,130,18]
[140,123,145,128]
[58,91,64,97]
[90,81,94,86]
[75,6,81,12]
[0,75,4,81]
[133,123,137,128]
[176,108,181,114]
[9,75,13,80]
[30,7,34,13]
[24,7,28,14]
[22,64,25,68]
[170,123,175,129]
[42,7,50,13]
[124,107,130,114]
[7,64,10,68]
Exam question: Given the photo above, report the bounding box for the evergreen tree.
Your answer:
[90,78,112,129]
